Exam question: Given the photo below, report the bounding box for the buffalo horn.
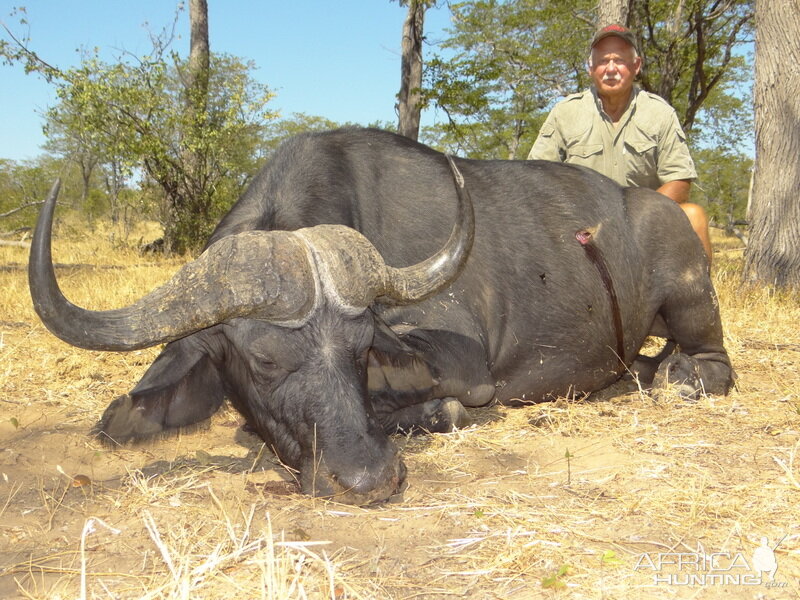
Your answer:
[293,155,474,309]
[28,155,473,351]
[382,155,474,303]
[28,180,316,351]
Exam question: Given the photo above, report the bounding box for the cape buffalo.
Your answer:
[29,128,733,505]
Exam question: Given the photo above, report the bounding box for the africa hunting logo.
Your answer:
[633,537,787,587]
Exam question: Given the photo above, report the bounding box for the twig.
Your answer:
[773,442,800,489]
[206,484,237,542]
[0,482,22,520]
[143,510,178,579]
[41,478,70,533]
[80,517,121,600]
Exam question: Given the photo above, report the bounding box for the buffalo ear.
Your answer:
[368,315,437,395]
[371,313,419,356]
[93,333,226,445]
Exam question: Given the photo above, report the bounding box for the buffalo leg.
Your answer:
[624,187,734,398]
[369,327,494,434]
[379,397,470,434]
[653,279,733,398]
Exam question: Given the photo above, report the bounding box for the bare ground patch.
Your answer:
[1,232,799,599]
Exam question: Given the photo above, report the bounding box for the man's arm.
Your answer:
[527,117,565,162]
[656,179,691,204]
[658,179,713,262]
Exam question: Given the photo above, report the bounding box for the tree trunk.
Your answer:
[165,0,210,253]
[188,0,210,116]
[104,159,124,224]
[743,0,800,287]
[398,0,425,140]
[597,0,631,27]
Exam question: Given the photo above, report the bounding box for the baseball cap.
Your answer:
[591,24,638,52]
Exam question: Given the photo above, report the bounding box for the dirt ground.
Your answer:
[1,231,799,599]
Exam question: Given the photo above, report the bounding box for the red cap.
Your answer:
[591,24,638,52]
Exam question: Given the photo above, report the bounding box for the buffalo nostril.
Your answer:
[331,454,405,501]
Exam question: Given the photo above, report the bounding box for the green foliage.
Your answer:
[0,156,79,230]
[691,56,754,154]
[258,113,344,161]
[599,549,624,566]
[42,52,275,252]
[82,187,109,221]
[423,0,595,158]
[541,564,571,589]
[3,8,276,252]
[422,0,754,223]
[692,148,752,226]
[0,7,61,81]
[629,0,754,142]
[257,114,397,162]
[4,2,755,235]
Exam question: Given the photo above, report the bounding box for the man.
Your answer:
[528,24,713,262]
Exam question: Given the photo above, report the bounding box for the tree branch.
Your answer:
[0,20,63,80]
[0,201,43,219]
[0,240,30,248]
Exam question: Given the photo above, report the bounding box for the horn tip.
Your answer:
[445,155,465,188]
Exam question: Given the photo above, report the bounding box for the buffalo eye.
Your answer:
[250,352,282,376]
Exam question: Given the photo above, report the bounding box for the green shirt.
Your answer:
[527,86,696,189]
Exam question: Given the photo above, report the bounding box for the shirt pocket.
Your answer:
[539,122,556,138]
[565,143,603,166]
[623,137,658,184]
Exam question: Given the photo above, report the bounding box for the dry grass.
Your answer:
[1,219,799,599]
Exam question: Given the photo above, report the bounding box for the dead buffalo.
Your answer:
[29,128,733,505]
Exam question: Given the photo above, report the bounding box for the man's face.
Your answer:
[589,36,641,99]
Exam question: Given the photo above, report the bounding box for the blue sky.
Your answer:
[0,1,454,162]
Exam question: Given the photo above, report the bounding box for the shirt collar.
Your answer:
[590,85,641,119]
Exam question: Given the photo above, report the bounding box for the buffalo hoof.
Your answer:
[436,397,471,431]
[629,341,678,386]
[382,397,470,435]
[653,353,703,401]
